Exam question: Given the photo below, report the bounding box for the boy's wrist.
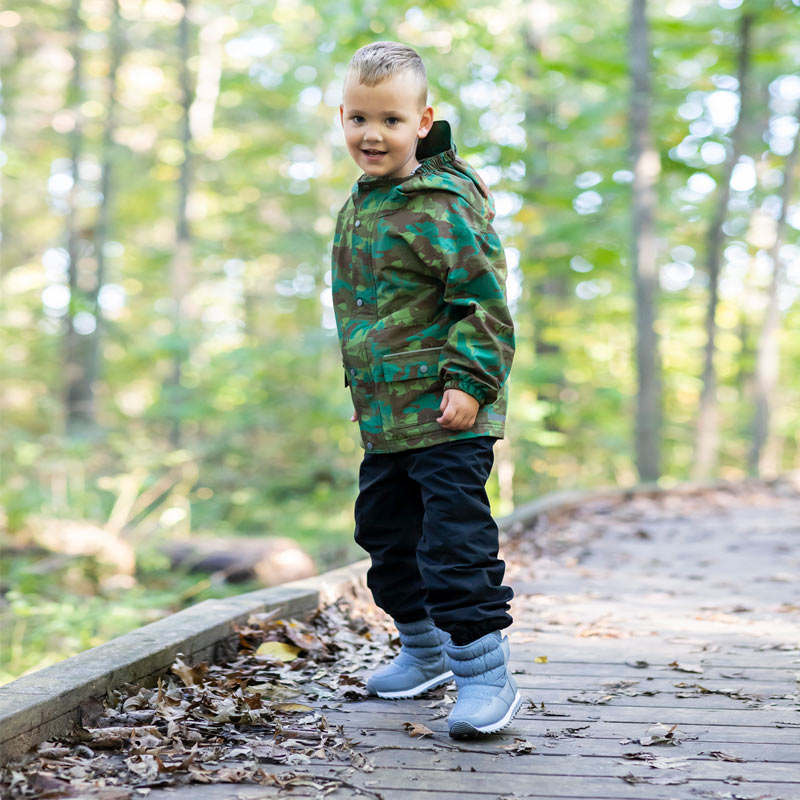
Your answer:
[442,377,487,406]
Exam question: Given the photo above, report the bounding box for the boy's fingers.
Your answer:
[454,412,475,430]
[439,411,465,429]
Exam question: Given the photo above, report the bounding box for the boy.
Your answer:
[331,41,520,738]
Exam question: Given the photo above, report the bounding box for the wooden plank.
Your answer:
[331,684,799,712]
[135,759,800,799]
[348,747,800,781]
[314,707,800,743]
[497,691,795,712]
[491,660,800,679]
[340,726,799,762]
[513,674,799,691]
[327,696,800,724]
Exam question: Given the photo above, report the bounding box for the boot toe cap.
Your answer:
[447,683,522,734]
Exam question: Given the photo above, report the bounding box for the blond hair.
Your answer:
[345,41,428,111]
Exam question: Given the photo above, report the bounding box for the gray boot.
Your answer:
[366,618,453,699]
[445,631,523,738]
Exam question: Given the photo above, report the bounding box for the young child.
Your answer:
[331,41,520,738]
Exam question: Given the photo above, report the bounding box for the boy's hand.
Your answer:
[350,409,358,422]
[437,388,479,430]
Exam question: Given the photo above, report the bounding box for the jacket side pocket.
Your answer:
[380,347,443,432]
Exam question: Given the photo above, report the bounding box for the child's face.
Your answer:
[340,72,434,179]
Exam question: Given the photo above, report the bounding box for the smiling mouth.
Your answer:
[362,149,386,155]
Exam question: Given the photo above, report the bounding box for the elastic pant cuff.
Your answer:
[449,619,511,646]
[393,613,430,625]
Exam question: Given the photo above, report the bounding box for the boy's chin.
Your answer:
[361,161,407,179]
[364,167,395,178]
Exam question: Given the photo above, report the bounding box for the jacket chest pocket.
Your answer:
[380,347,444,432]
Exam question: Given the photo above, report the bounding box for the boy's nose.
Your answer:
[363,127,383,142]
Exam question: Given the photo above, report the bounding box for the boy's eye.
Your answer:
[349,115,400,124]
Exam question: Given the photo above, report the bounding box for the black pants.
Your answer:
[353,436,513,645]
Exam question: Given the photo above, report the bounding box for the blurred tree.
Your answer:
[629,0,662,482]
[694,12,753,478]
[166,0,197,448]
[750,110,800,476]
[64,0,93,434]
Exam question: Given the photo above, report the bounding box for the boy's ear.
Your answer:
[417,105,435,138]
[339,104,344,126]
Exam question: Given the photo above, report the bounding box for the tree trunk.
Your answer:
[749,116,800,476]
[693,13,753,478]
[524,5,566,440]
[168,0,196,447]
[84,0,126,422]
[64,0,93,435]
[629,0,662,482]
[161,536,316,586]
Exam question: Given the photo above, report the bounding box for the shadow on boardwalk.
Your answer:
[3,480,800,799]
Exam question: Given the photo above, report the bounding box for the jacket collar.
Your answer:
[416,119,455,161]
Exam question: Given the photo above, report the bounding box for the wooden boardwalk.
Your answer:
[6,482,800,799]
[139,484,800,800]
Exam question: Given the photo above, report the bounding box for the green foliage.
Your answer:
[2,0,800,683]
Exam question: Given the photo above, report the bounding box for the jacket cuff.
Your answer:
[442,376,490,405]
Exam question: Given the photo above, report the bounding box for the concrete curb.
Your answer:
[0,560,370,764]
[0,477,740,765]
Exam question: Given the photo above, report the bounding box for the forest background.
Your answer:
[1,0,799,684]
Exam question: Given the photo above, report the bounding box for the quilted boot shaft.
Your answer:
[444,631,522,738]
[366,618,453,699]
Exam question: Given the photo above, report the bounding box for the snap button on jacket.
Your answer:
[332,120,515,453]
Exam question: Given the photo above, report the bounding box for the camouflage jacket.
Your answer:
[331,119,514,453]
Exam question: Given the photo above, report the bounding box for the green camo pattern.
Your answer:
[331,120,515,453]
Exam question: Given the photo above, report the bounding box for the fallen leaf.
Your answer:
[668,660,704,674]
[534,655,548,663]
[702,750,745,762]
[350,751,376,772]
[618,771,689,785]
[35,742,72,760]
[619,750,689,769]
[637,722,695,746]
[273,703,315,713]
[621,751,656,761]
[567,691,615,704]
[84,725,161,749]
[722,774,748,784]
[601,679,639,690]
[402,721,434,738]
[499,737,536,755]
[171,654,208,686]
[256,641,301,661]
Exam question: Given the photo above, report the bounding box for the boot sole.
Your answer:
[448,690,523,738]
[373,670,454,699]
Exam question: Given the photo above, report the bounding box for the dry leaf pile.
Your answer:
[1,598,393,799]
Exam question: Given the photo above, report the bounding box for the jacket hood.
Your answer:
[405,120,496,223]
[355,119,496,224]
